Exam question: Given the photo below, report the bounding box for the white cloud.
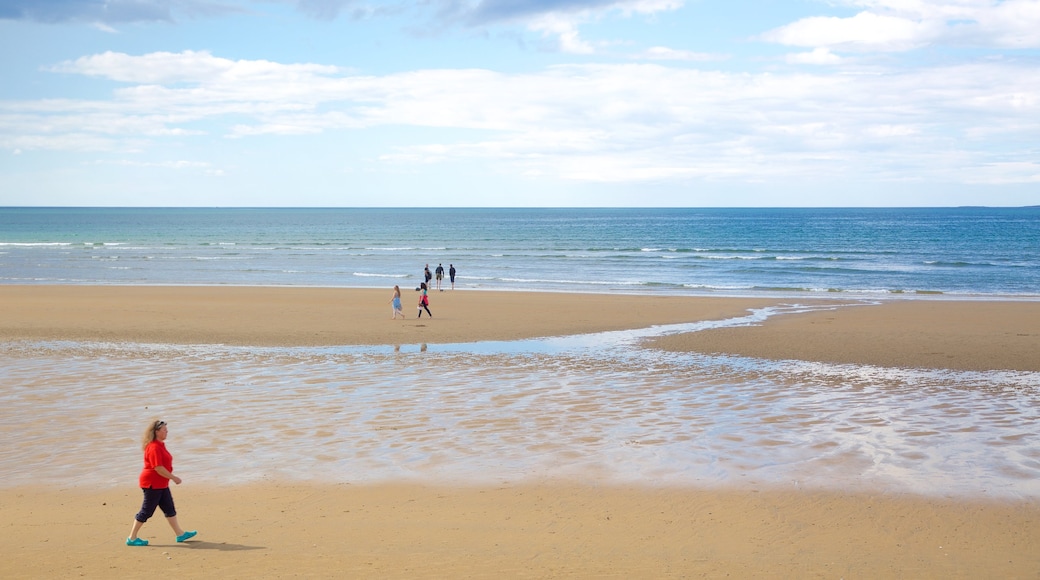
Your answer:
[949,160,1040,184]
[49,50,341,85]
[638,46,725,61]
[786,47,844,65]
[461,0,687,54]
[527,15,597,54]
[976,0,1040,48]
[864,124,920,138]
[92,158,219,171]
[762,0,1040,53]
[762,11,939,52]
[4,51,1040,186]
[4,0,678,57]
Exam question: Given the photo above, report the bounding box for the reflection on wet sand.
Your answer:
[2,320,1038,499]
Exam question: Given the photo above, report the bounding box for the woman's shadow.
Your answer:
[177,541,265,552]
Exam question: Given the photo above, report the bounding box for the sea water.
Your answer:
[1,208,1039,498]
[2,207,1038,296]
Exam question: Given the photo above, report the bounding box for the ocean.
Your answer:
[1,207,1039,499]
[2,207,1038,296]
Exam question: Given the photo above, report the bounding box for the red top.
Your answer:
[139,440,173,489]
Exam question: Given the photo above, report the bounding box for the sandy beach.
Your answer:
[652,298,1040,373]
[2,285,1037,371]
[0,285,779,347]
[5,483,1038,579]
[1,286,1039,578]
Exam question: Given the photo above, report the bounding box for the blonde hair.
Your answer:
[141,419,166,450]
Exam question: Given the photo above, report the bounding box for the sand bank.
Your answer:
[2,483,1037,579]
[0,285,776,347]
[652,299,1040,372]
[1,285,1037,371]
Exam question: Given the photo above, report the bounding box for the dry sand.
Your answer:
[1,285,1038,578]
[5,484,1038,579]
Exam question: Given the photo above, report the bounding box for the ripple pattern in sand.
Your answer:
[1,338,1038,499]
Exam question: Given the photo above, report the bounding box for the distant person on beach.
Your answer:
[449,264,456,290]
[126,420,197,547]
[389,285,404,319]
[424,264,432,288]
[417,282,432,318]
[435,263,444,291]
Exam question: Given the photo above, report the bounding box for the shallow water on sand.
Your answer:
[2,307,1038,499]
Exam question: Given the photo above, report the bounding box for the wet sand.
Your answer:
[0,285,777,346]
[653,299,1040,372]
[1,285,1039,578]
[2,285,1037,371]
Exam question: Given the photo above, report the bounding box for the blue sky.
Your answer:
[1,0,1038,207]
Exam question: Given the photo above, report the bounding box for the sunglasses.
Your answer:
[154,421,167,431]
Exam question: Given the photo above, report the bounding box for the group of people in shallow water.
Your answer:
[425,262,455,292]
[389,263,456,320]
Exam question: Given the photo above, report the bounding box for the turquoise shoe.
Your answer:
[126,537,148,547]
[176,530,197,543]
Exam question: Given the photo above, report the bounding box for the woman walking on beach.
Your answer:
[389,285,404,319]
[126,420,197,546]
[417,282,432,318]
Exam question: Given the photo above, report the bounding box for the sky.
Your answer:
[0,0,1038,207]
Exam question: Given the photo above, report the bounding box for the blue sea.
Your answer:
[1,207,1039,499]
[1,207,1038,296]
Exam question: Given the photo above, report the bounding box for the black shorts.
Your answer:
[135,487,176,522]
